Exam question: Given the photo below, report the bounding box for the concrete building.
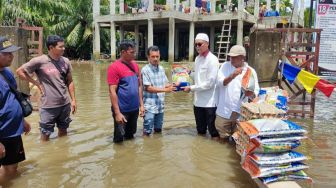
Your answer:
[92,0,305,62]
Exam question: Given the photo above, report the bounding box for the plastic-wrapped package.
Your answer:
[259,170,312,184]
[249,151,307,166]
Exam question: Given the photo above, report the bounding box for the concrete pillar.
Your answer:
[293,0,299,20]
[238,0,243,11]
[210,26,215,52]
[188,22,195,62]
[300,0,305,20]
[190,0,195,14]
[120,0,124,14]
[93,22,101,59]
[110,0,115,15]
[174,28,179,60]
[266,0,271,10]
[111,21,116,60]
[148,0,154,12]
[168,17,175,62]
[254,0,260,17]
[211,0,216,14]
[120,25,124,41]
[276,0,280,12]
[237,20,243,45]
[92,0,100,59]
[148,19,153,47]
[93,0,100,17]
[175,0,180,11]
[135,24,139,59]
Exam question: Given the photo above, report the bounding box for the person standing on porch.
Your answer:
[182,33,220,140]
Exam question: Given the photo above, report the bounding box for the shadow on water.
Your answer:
[4,63,334,188]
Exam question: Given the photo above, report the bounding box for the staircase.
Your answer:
[217,19,232,63]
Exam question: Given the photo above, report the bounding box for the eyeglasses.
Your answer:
[195,43,204,47]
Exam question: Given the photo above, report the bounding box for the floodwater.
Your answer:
[3,63,336,188]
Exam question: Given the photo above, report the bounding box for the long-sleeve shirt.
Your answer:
[190,51,219,107]
[216,61,260,119]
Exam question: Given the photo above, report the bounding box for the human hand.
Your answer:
[182,86,191,92]
[23,120,31,135]
[139,106,145,117]
[0,142,5,159]
[164,84,174,93]
[115,112,127,125]
[172,82,179,91]
[245,90,254,98]
[71,100,77,114]
[232,67,243,78]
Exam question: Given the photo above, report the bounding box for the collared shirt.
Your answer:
[0,68,24,138]
[141,64,168,114]
[107,59,140,113]
[190,51,219,107]
[216,61,260,119]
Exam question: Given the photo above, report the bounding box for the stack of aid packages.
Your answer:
[234,102,312,184]
[258,86,289,111]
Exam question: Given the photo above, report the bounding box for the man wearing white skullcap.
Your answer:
[215,45,259,141]
[182,33,220,140]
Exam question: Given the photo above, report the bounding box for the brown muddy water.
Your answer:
[3,63,336,188]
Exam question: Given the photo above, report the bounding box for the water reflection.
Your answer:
[3,63,335,188]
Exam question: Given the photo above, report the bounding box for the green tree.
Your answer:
[280,0,293,16]
[0,0,67,27]
[0,0,111,59]
[304,8,315,28]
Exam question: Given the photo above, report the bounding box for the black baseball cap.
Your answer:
[0,36,22,53]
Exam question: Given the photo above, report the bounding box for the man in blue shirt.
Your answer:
[141,46,174,135]
[0,36,31,180]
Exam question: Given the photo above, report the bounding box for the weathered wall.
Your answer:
[249,31,281,84]
[0,27,29,93]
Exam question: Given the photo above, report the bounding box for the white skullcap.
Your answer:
[195,33,209,42]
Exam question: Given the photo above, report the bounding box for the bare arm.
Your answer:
[0,142,5,159]
[16,66,44,95]
[138,75,144,117]
[23,119,31,135]
[67,72,77,114]
[145,84,173,93]
[109,85,127,124]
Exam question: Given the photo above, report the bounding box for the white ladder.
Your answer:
[217,19,232,63]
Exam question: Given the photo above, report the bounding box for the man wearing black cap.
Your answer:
[16,35,77,141]
[0,36,31,179]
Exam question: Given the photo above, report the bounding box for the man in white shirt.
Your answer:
[182,33,220,139]
[215,45,259,141]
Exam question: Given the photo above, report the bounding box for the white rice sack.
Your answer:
[259,170,312,184]
[247,119,307,137]
[253,141,301,153]
[250,151,307,166]
[257,135,306,143]
[242,156,309,179]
